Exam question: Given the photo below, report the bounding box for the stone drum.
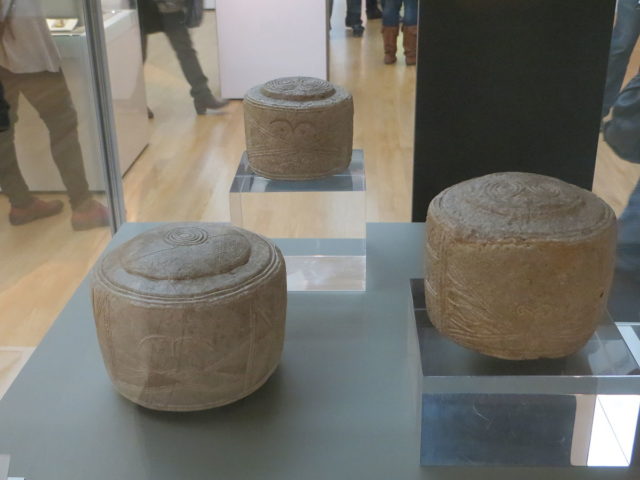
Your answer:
[425,172,617,360]
[243,76,353,180]
[91,223,287,411]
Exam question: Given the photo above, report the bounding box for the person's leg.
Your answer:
[26,70,108,229]
[383,0,402,27]
[19,71,92,210]
[367,0,382,19]
[0,80,9,132]
[138,31,155,118]
[602,0,640,118]
[141,31,149,63]
[345,0,362,25]
[617,178,640,279]
[0,68,35,208]
[402,0,418,65]
[137,0,163,61]
[382,0,402,63]
[161,11,227,113]
[346,0,364,36]
[136,0,157,118]
[402,0,418,26]
[0,68,65,225]
[162,12,210,101]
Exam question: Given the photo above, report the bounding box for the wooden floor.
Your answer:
[0,2,639,394]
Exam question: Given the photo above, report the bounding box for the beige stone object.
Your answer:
[243,76,353,180]
[91,223,287,411]
[425,172,617,360]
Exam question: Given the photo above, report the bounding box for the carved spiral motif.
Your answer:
[261,77,336,101]
[468,177,583,217]
[164,227,209,246]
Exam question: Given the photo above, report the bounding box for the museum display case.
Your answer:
[1,223,638,480]
[1,0,639,478]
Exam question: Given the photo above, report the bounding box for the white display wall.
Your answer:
[216,0,328,99]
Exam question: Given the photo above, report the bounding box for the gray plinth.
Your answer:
[0,224,639,479]
[411,279,640,467]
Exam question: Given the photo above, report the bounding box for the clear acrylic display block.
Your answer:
[230,151,366,291]
[409,279,640,468]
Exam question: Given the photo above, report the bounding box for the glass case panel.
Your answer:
[0,0,121,398]
[230,150,366,291]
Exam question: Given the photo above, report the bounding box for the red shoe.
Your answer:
[9,198,64,225]
[71,199,109,231]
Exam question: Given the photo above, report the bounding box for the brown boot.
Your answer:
[382,26,400,64]
[403,25,418,65]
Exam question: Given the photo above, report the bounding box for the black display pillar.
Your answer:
[412,0,616,221]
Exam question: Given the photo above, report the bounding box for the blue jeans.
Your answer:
[602,0,640,117]
[382,0,418,27]
[617,178,640,279]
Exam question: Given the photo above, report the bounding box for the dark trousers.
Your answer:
[602,0,640,118]
[0,67,90,208]
[0,80,9,132]
[617,178,640,277]
[328,0,363,27]
[141,10,211,101]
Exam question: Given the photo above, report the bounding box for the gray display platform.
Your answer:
[0,223,638,479]
[411,280,640,467]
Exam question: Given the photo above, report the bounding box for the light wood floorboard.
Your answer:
[0,194,110,347]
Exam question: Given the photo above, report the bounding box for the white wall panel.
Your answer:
[216,0,328,99]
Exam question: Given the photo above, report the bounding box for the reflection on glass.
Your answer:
[419,393,640,467]
[587,395,640,467]
[0,0,115,398]
[601,0,640,121]
[596,0,640,323]
[0,0,109,229]
[230,151,366,291]
[137,0,227,116]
